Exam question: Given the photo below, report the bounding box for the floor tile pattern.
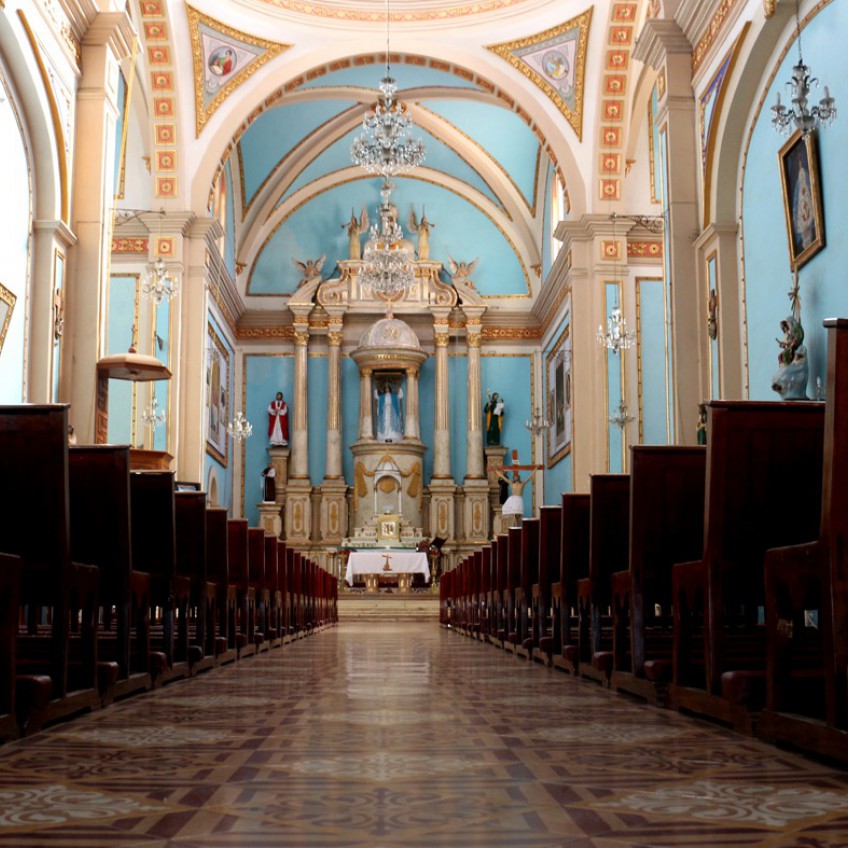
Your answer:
[0,623,846,847]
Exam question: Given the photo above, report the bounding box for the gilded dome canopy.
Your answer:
[358,317,421,350]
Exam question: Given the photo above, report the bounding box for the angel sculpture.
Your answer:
[407,207,435,260]
[447,257,479,286]
[292,254,326,287]
[342,207,370,260]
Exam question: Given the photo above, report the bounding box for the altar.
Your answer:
[344,550,430,592]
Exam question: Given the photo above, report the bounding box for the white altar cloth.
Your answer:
[345,550,430,584]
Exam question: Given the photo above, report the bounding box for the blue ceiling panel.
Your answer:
[240,99,357,206]
[422,99,540,209]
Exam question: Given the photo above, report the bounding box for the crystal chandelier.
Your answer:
[226,411,253,442]
[609,400,635,431]
[141,255,178,305]
[350,0,425,178]
[361,180,415,297]
[525,408,550,437]
[598,305,635,354]
[141,396,166,429]
[771,1,836,136]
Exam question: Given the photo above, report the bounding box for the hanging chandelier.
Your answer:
[525,407,550,437]
[609,400,635,431]
[597,305,635,354]
[226,411,253,442]
[141,395,166,429]
[141,255,178,305]
[361,179,416,297]
[771,1,836,136]
[350,0,425,178]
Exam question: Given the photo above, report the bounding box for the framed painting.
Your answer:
[0,282,16,356]
[546,321,572,467]
[206,322,230,466]
[779,129,825,270]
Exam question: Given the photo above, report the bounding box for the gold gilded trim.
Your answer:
[487,8,593,142]
[693,0,743,72]
[186,4,290,137]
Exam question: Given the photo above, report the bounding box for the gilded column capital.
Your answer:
[467,334,482,349]
[294,330,310,347]
[328,331,343,347]
[434,335,450,349]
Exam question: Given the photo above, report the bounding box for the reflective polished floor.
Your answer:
[1,622,848,847]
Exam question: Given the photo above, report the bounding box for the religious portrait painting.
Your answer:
[206,322,230,466]
[0,282,15,356]
[779,129,825,270]
[546,321,573,467]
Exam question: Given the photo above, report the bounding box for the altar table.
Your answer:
[344,550,430,587]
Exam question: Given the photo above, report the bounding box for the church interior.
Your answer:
[2,0,848,844]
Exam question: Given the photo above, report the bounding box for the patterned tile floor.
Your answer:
[1,623,847,847]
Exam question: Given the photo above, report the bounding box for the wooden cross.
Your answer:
[494,449,543,473]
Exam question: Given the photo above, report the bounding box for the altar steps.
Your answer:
[338,594,439,622]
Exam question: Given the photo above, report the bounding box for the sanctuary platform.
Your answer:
[337,593,439,622]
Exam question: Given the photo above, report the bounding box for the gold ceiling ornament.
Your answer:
[486,7,593,141]
[186,4,290,136]
[763,0,776,18]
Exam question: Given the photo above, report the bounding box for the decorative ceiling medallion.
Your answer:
[486,8,592,141]
[186,5,290,136]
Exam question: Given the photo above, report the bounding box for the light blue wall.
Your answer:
[637,278,669,444]
[481,354,533,513]
[243,353,294,526]
[0,92,30,404]
[421,99,540,208]
[106,275,136,444]
[251,177,526,296]
[240,99,358,205]
[742,1,848,398]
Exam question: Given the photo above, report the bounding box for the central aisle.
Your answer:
[1,623,847,847]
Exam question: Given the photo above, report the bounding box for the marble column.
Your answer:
[321,324,348,544]
[358,368,374,440]
[432,318,452,479]
[63,12,133,440]
[465,322,485,479]
[404,367,420,440]
[291,320,310,479]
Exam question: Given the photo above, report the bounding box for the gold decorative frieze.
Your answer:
[693,0,742,72]
[628,240,663,259]
[112,237,149,254]
[481,326,542,340]
[235,326,295,339]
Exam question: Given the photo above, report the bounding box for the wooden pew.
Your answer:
[68,445,152,702]
[174,491,215,673]
[226,519,254,658]
[760,318,848,760]
[533,505,562,665]
[0,404,101,732]
[578,475,630,686]
[130,470,190,685]
[439,565,452,627]
[552,494,590,673]
[478,546,492,642]
[504,526,522,652]
[0,554,21,741]
[270,539,286,646]
[248,528,269,651]
[516,518,540,658]
[669,400,824,733]
[205,507,237,664]
[492,533,509,647]
[610,446,706,705]
[284,545,296,638]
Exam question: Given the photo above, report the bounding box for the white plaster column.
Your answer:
[404,366,420,440]
[325,324,344,477]
[464,320,485,479]
[634,19,700,443]
[432,316,452,479]
[175,215,218,483]
[358,368,374,440]
[29,221,76,402]
[291,317,310,479]
[63,12,133,440]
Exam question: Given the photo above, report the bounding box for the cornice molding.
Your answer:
[633,18,693,69]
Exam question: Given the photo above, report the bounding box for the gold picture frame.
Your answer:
[206,322,230,466]
[779,129,825,270]
[546,320,572,467]
[0,282,16,356]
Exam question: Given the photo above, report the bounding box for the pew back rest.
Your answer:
[130,471,176,580]
[560,494,590,591]
[205,507,229,583]
[68,445,133,596]
[538,506,562,590]
[227,519,249,588]
[507,526,522,592]
[589,475,630,603]
[175,492,207,582]
[520,518,541,594]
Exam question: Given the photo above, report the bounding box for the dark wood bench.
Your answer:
[504,526,523,653]
[552,494,590,674]
[227,519,255,657]
[0,554,21,741]
[533,505,562,665]
[0,404,101,733]
[205,506,237,664]
[610,446,706,705]
[759,318,848,760]
[248,528,269,650]
[669,400,824,733]
[578,475,630,686]
[69,445,152,702]
[515,518,540,658]
[478,545,492,642]
[491,533,509,647]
